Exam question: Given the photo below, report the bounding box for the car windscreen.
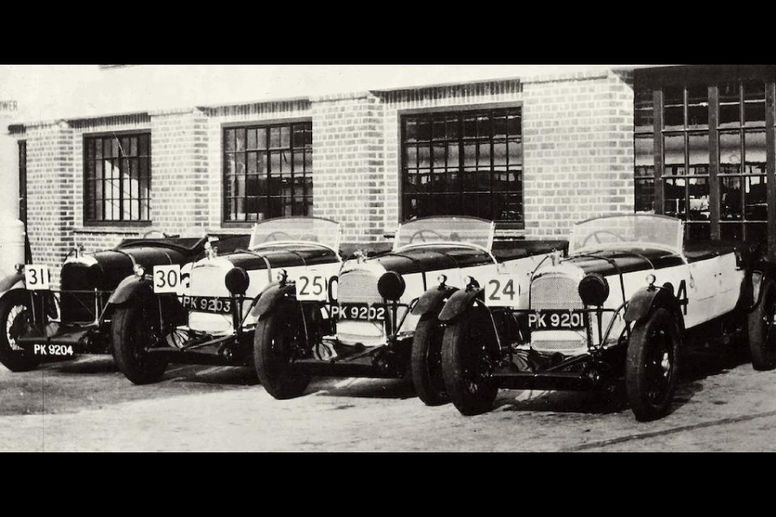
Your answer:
[568,214,683,255]
[249,217,341,251]
[393,217,495,251]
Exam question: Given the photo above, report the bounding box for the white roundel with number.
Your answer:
[292,268,333,302]
[24,265,51,291]
[482,273,522,307]
[153,264,182,294]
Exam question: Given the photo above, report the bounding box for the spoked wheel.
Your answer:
[748,278,776,371]
[112,303,169,384]
[441,308,498,416]
[254,301,310,400]
[0,291,40,372]
[411,314,448,406]
[625,308,681,421]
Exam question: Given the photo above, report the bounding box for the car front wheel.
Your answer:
[112,303,168,384]
[411,314,448,406]
[441,308,498,416]
[0,291,40,372]
[253,302,310,400]
[748,277,776,371]
[625,307,681,421]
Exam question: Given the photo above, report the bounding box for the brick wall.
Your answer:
[522,70,635,237]
[311,93,385,244]
[24,120,76,287]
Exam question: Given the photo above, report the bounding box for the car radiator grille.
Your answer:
[189,265,230,297]
[337,269,382,305]
[530,273,583,311]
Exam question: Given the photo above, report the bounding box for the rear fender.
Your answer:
[251,281,296,320]
[411,285,458,317]
[438,288,484,323]
[624,286,684,331]
[106,275,153,307]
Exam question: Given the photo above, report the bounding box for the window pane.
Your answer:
[634,88,654,133]
[745,223,767,243]
[687,223,711,241]
[719,131,741,174]
[720,223,742,241]
[743,80,766,127]
[721,176,742,220]
[719,82,741,128]
[663,86,684,129]
[663,133,685,175]
[688,177,709,221]
[687,85,708,129]
[664,178,685,217]
[745,175,767,221]
[744,130,766,174]
[688,133,709,175]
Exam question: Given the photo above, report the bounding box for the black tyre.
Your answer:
[112,303,168,384]
[254,302,310,400]
[748,278,776,371]
[411,314,448,406]
[441,308,498,416]
[625,307,681,421]
[0,290,40,372]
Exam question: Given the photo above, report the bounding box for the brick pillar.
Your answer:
[311,93,385,244]
[522,70,635,238]
[25,120,76,287]
[149,108,210,233]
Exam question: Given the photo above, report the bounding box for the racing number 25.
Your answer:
[153,265,181,294]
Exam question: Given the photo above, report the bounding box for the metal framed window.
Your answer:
[84,133,151,224]
[401,107,523,226]
[634,68,775,248]
[223,122,313,223]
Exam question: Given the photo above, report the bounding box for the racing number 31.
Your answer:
[153,265,181,294]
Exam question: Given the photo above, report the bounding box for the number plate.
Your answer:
[32,344,74,357]
[528,310,586,331]
[153,264,181,294]
[180,295,234,314]
[292,269,329,302]
[331,303,386,321]
[24,265,50,291]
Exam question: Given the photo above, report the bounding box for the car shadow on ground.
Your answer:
[53,356,119,374]
[308,377,417,400]
[493,343,753,417]
[162,365,259,386]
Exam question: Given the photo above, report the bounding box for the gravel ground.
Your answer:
[1,343,775,452]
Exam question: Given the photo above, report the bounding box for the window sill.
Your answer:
[75,225,151,234]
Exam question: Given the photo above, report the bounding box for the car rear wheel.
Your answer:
[411,314,448,406]
[0,291,40,372]
[254,301,310,400]
[441,308,498,416]
[748,278,776,371]
[625,307,681,422]
[112,303,168,384]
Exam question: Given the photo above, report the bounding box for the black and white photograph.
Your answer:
[1,64,775,452]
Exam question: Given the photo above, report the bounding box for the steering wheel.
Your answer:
[408,229,445,244]
[581,230,626,248]
[262,231,294,242]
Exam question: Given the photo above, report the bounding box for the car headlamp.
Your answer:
[464,275,479,289]
[377,271,406,301]
[578,273,609,307]
[437,274,447,286]
[225,266,250,295]
[133,264,145,277]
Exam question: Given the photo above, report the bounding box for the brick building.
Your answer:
[5,65,776,287]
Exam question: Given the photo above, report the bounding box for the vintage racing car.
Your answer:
[253,216,567,403]
[110,216,345,384]
[437,213,774,421]
[0,231,249,372]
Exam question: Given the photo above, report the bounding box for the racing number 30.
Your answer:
[153,265,181,294]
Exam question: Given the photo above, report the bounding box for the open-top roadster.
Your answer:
[438,213,774,421]
[0,231,249,372]
[110,216,344,384]
[253,216,567,403]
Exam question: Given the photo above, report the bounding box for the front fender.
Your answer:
[0,272,24,295]
[251,282,296,319]
[411,285,458,317]
[624,286,683,329]
[107,275,153,306]
[438,288,484,323]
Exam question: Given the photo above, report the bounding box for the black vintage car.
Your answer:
[437,214,775,421]
[0,232,249,372]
